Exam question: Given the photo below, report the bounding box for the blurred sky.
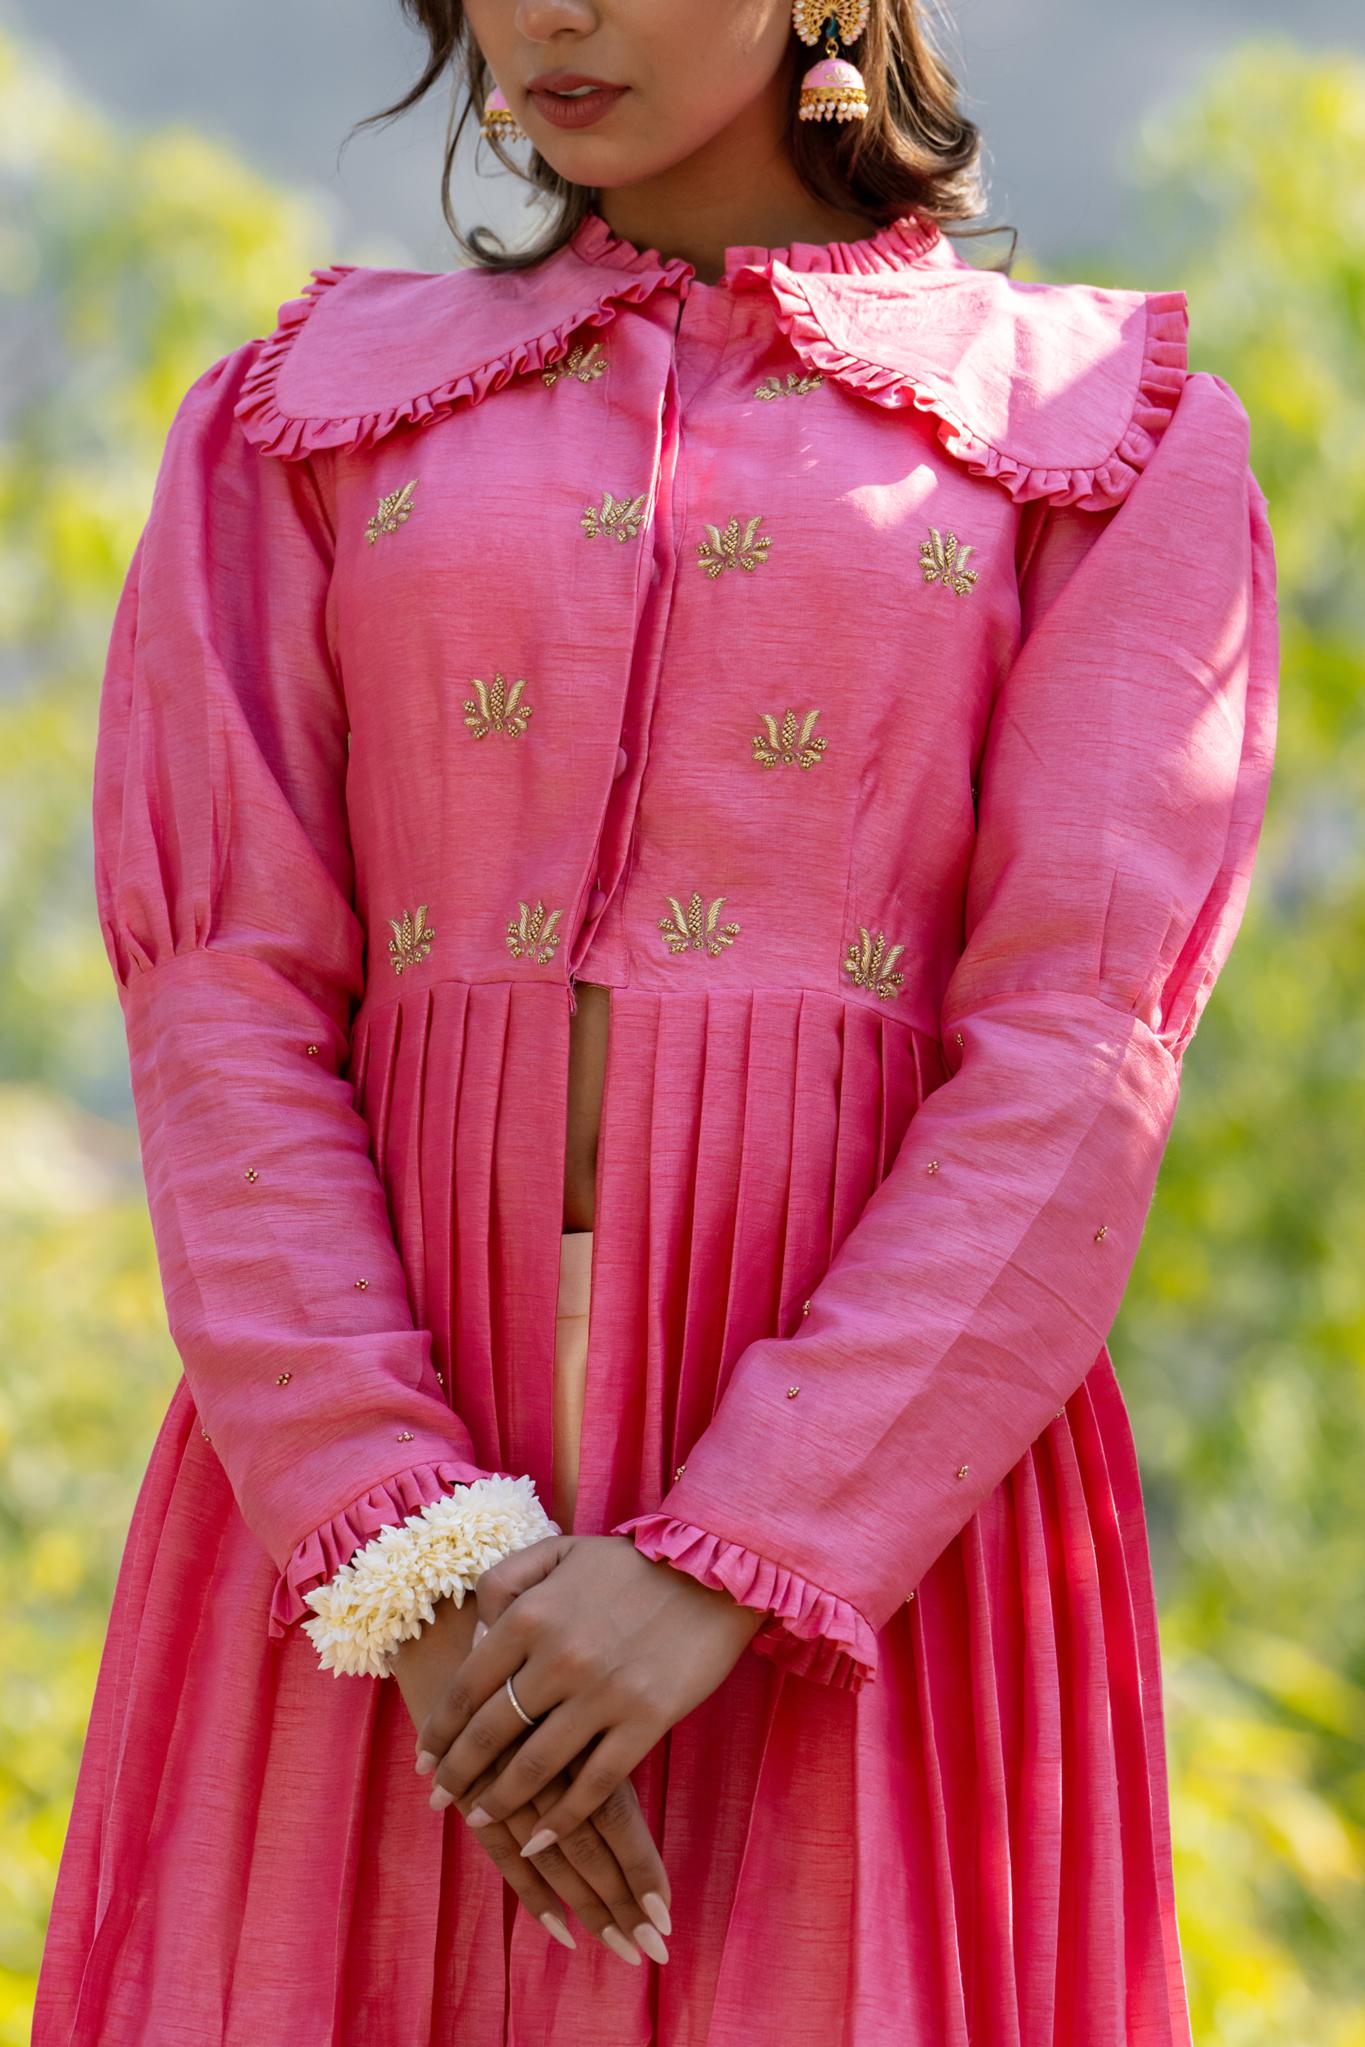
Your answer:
[13,0,1365,268]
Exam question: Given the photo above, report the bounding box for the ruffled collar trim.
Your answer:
[233,223,1189,513]
[567,206,944,280]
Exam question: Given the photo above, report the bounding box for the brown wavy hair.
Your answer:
[349,2,1015,273]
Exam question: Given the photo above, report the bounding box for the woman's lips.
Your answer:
[526,83,628,130]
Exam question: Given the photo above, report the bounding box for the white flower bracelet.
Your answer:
[300,1472,560,1679]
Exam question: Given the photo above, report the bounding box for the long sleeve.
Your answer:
[610,368,1280,1691]
[94,341,556,1676]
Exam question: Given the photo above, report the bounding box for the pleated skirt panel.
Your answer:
[34,980,1191,2047]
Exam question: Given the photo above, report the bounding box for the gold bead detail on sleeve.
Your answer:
[787,1385,800,1399]
[955,1031,964,1047]
[306,1044,319,1057]
[926,1160,940,1174]
[396,1431,414,1443]
[956,1465,969,1480]
[1094,1225,1109,1241]
[919,526,978,596]
[244,1167,258,1182]
[276,1372,292,1386]
[802,1299,811,1315]
[581,491,647,542]
[354,1278,370,1291]
[673,1464,687,1482]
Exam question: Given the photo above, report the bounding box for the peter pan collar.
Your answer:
[235,208,1188,513]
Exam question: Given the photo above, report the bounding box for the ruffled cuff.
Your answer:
[610,1512,880,1692]
[291,1472,560,1679]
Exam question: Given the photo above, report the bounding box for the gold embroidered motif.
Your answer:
[786,1385,801,1398]
[582,491,647,542]
[673,1463,687,1482]
[752,707,826,769]
[354,1278,370,1290]
[698,515,772,578]
[659,891,741,956]
[920,526,979,596]
[754,370,825,400]
[244,1167,258,1182]
[543,341,608,388]
[506,899,565,963]
[275,1372,292,1385]
[1094,1224,1109,1241]
[388,905,435,975]
[844,926,906,999]
[464,671,533,738]
[366,480,417,544]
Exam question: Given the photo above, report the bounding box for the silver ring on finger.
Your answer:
[505,1671,539,1728]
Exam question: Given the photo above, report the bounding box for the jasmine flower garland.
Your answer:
[300,1473,560,1679]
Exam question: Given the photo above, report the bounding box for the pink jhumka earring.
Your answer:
[480,81,526,141]
[792,0,871,123]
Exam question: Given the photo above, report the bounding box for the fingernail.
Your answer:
[601,1925,642,1966]
[539,1910,577,1951]
[473,1618,487,1644]
[429,1786,454,1811]
[633,1921,669,1964]
[414,1750,438,1776]
[641,1890,672,1937]
[520,1826,557,1857]
[465,1805,493,1828]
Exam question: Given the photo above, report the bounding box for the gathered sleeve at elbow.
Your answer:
[95,342,556,1676]
[611,369,1281,1690]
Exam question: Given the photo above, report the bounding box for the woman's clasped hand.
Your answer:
[405,1533,768,1959]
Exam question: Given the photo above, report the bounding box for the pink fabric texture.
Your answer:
[35,206,1279,2044]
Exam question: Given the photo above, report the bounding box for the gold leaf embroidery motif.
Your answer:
[582,491,648,542]
[920,526,979,596]
[388,905,435,975]
[698,515,772,578]
[366,480,417,545]
[844,926,906,999]
[754,370,825,400]
[543,341,608,388]
[506,899,565,963]
[464,671,533,738]
[752,707,826,769]
[659,891,741,956]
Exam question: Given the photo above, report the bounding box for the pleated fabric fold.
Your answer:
[36,977,1192,2046]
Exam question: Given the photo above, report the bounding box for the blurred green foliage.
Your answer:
[2,21,1362,2046]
